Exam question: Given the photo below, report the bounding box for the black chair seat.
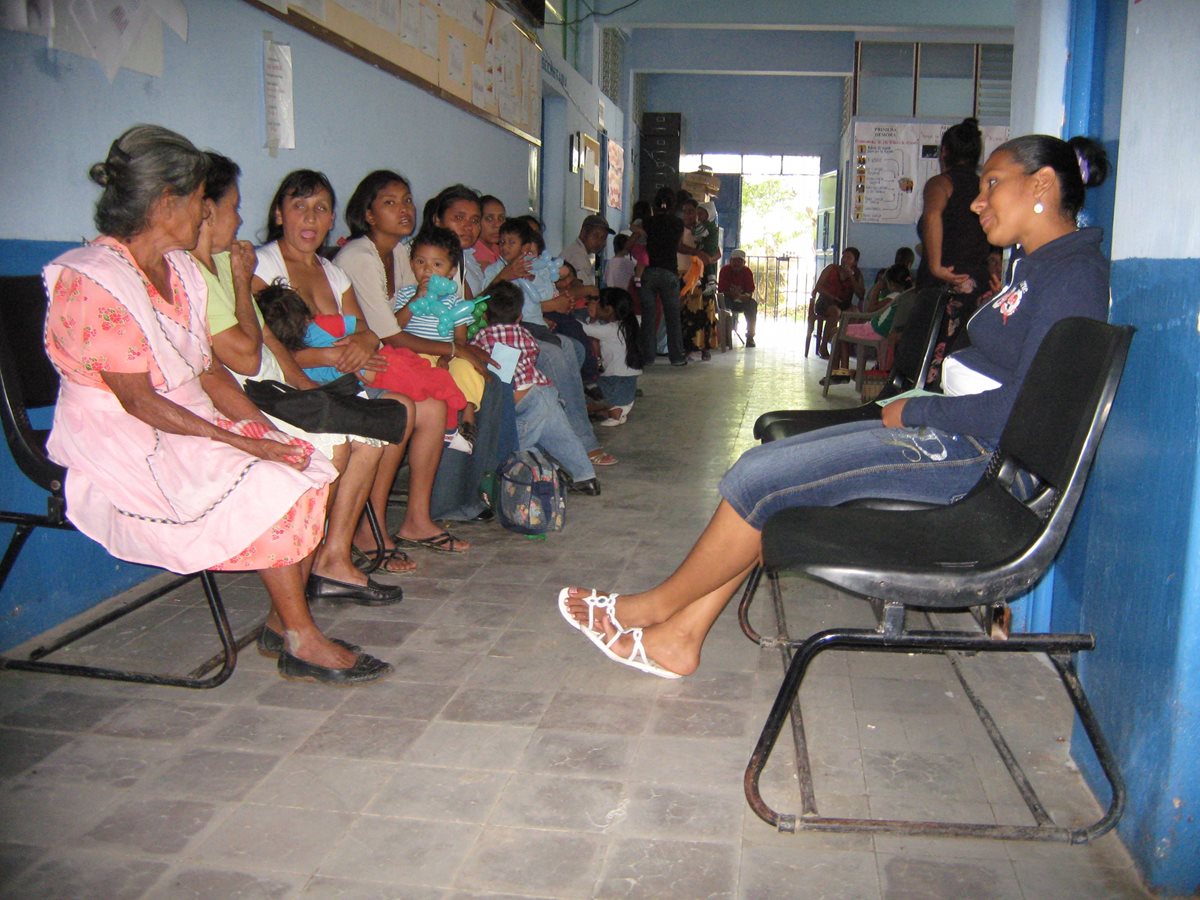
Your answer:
[762,483,1043,607]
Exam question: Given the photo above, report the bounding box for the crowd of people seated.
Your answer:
[37,120,1109,688]
[41,124,748,686]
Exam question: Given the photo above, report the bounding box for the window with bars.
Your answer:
[600,28,625,108]
[854,41,1013,119]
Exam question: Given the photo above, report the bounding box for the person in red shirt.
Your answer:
[811,247,866,358]
[716,249,759,347]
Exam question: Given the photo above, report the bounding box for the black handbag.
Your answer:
[244,373,407,444]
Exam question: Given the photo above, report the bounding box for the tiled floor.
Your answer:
[0,323,1151,898]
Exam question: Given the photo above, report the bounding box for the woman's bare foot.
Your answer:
[562,586,667,632]
[589,609,699,677]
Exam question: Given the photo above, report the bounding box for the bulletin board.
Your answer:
[850,121,1009,224]
[248,0,542,145]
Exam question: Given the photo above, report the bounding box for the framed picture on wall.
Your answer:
[581,133,601,212]
[606,138,624,211]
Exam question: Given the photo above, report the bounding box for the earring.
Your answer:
[1033,201,1045,215]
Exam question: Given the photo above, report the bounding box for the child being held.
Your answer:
[392,226,489,443]
[581,287,643,426]
[470,281,600,495]
[256,280,470,448]
[830,263,914,377]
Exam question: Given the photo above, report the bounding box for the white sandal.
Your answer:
[583,624,682,680]
[558,587,621,637]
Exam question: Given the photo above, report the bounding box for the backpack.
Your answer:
[495,449,567,535]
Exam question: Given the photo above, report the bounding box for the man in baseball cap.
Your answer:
[560,215,614,290]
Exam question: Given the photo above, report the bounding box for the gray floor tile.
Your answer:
[0,726,73,778]
[455,826,606,896]
[649,697,752,739]
[594,837,738,899]
[876,854,1023,899]
[294,712,428,762]
[403,721,534,770]
[489,771,626,831]
[738,843,882,899]
[247,756,398,812]
[82,796,221,855]
[537,691,654,735]
[19,732,178,790]
[366,763,507,823]
[4,849,169,898]
[148,865,304,898]
[194,803,354,872]
[140,746,281,801]
[516,729,637,777]
[618,782,746,842]
[319,817,478,888]
[303,875,446,898]
[1,688,128,732]
[440,687,553,726]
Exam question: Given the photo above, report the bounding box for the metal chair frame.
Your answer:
[737,317,1133,843]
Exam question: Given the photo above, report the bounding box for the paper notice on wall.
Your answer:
[419,2,437,56]
[465,0,484,37]
[446,32,465,84]
[264,38,296,153]
[145,0,184,40]
[471,62,493,112]
[69,0,153,81]
[853,121,1011,224]
[399,0,418,45]
[340,0,399,33]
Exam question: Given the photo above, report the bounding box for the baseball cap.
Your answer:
[582,215,615,234]
[730,249,747,260]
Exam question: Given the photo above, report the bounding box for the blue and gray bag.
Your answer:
[495,449,566,535]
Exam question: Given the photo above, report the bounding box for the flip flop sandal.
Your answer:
[588,451,618,467]
[558,587,621,638]
[395,530,469,553]
[351,545,416,574]
[582,622,682,679]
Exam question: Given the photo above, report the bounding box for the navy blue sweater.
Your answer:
[903,227,1109,443]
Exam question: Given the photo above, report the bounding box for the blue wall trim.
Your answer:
[1,238,156,651]
[1056,256,1200,892]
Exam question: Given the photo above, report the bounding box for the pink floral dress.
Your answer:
[44,237,336,573]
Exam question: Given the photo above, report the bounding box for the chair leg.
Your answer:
[354,501,387,575]
[745,623,1126,841]
[737,564,764,642]
[0,571,243,689]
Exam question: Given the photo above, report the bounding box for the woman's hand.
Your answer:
[333,329,381,372]
[542,293,572,315]
[881,398,907,429]
[931,263,973,292]
[458,342,492,376]
[237,432,314,471]
[229,240,257,287]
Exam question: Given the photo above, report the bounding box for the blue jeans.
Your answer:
[598,374,638,406]
[534,338,599,453]
[639,266,684,364]
[719,420,993,529]
[516,386,596,482]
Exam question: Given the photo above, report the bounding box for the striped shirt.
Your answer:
[393,283,460,342]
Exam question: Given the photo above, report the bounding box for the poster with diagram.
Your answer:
[852,122,1010,224]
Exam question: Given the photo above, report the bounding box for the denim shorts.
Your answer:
[719,419,993,530]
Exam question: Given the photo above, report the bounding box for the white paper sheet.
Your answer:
[69,0,153,81]
[145,0,183,40]
[264,38,296,152]
[446,32,464,84]
[419,2,437,57]
[487,343,520,384]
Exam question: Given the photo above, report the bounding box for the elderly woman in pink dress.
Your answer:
[43,124,390,685]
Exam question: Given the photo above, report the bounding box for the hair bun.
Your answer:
[962,117,980,129]
[1067,136,1110,189]
[88,162,110,187]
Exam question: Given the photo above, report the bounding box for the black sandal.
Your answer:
[394,530,469,553]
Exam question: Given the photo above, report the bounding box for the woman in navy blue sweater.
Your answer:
[560,134,1112,678]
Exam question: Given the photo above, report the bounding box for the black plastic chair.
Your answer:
[753,287,948,442]
[0,275,244,688]
[739,316,1133,842]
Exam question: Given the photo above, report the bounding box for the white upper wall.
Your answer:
[0,0,534,243]
[1110,1,1200,261]
[1009,0,1069,136]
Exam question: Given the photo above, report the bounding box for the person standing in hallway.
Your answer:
[639,187,687,366]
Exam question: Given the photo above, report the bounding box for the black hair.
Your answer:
[344,169,411,239]
[632,199,652,223]
[844,246,861,263]
[480,194,504,212]
[653,187,676,212]
[265,170,336,243]
[678,195,698,209]
[995,134,1110,219]
[559,260,578,280]
[613,233,629,254]
[884,263,911,287]
[941,118,983,169]
[89,124,208,240]
[894,246,915,267]
[484,280,523,325]
[255,279,312,353]
[498,218,544,254]
[511,213,543,233]
[409,225,462,271]
[422,183,482,231]
[597,287,643,371]
[203,152,241,204]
